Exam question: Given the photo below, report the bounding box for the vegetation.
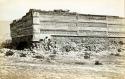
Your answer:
[0,39,13,49]
[5,50,14,56]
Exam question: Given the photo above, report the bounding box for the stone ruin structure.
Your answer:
[10,9,125,51]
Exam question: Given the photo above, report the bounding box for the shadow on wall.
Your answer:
[16,41,28,50]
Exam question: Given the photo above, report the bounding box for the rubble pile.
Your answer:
[0,37,125,65]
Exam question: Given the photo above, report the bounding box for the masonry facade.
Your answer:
[10,9,125,49]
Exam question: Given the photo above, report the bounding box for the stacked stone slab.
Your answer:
[10,9,125,50]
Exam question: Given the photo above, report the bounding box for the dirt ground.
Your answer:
[0,49,125,79]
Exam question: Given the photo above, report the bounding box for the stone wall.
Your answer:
[10,11,33,38]
[10,10,33,49]
[37,10,125,39]
[10,9,125,50]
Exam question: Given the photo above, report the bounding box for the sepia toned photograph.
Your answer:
[0,0,125,79]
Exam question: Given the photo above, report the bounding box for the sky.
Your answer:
[0,0,125,21]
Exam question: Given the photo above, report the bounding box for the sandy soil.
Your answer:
[0,49,125,79]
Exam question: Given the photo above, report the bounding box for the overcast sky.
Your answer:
[0,0,125,21]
